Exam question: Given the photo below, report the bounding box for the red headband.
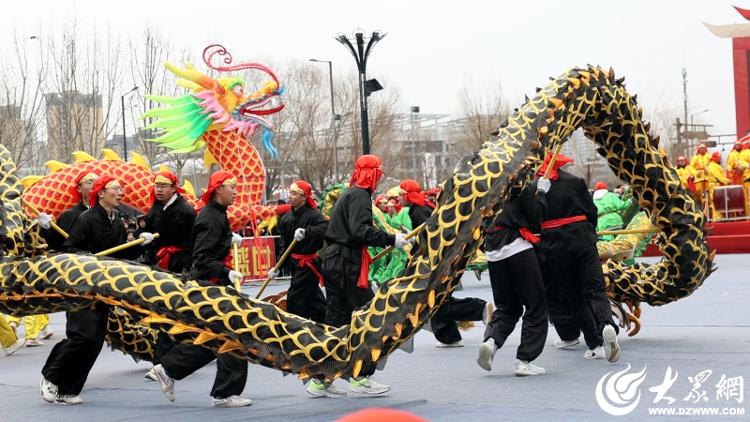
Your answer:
[290,180,317,209]
[536,152,574,181]
[150,170,186,204]
[399,179,427,207]
[89,175,117,207]
[350,154,383,191]
[201,170,235,204]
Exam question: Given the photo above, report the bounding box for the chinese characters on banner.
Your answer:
[234,236,277,281]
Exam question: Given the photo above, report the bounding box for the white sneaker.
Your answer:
[39,328,54,340]
[435,340,464,348]
[584,346,606,360]
[153,364,176,402]
[144,367,158,382]
[514,359,546,376]
[211,395,252,407]
[602,325,620,363]
[306,378,348,398]
[477,338,497,371]
[482,302,495,326]
[3,338,26,356]
[349,376,390,395]
[56,394,83,405]
[26,338,43,347]
[553,338,580,349]
[40,377,58,403]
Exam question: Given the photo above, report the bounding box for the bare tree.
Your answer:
[0,28,48,175]
[45,21,124,161]
[450,79,509,158]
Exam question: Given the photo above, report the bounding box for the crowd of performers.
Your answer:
[674,139,750,218]
[1,150,627,408]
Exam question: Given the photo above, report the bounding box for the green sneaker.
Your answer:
[349,376,390,395]
[306,378,347,398]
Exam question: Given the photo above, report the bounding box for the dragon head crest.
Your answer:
[142,45,285,158]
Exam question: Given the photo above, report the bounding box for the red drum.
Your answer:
[713,185,746,217]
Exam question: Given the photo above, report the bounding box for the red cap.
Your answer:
[89,175,118,207]
[711,151,721,163]
[594,181,607,191]
[201,170,236,204]
[290,180,317,209]
[349,155,383,191]
[536,151,574,181]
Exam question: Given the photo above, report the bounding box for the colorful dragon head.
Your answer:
[142,45,285,158]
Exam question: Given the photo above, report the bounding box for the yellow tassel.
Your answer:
[101,148,123,161]
[45,160,68,173]
[428,290,436,308]
[72,151,96,163]
[371,348,381,362]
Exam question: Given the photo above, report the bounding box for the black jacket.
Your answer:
[538,169,599,253]
[42,202,88,251]
[484,186,543,251]
[144,194,196,272]
[62,203,140,259]
[324,187,394,249]
[278,204,328,257]
[188,200,231,284]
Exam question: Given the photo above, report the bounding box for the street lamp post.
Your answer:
[410,106,420,179]
[309,58,339,181]
[121,86,139,161]
[336,30,385,155]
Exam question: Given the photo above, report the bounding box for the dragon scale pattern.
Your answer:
[1,66,711,381]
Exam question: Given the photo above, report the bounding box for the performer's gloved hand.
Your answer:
[37,213,52,230]
[228,270,243,284]
[536,177,551,194]
[394,232,413,248]
[267,268,279,280]
[293,228,306,241]
[139,232,155,245]
[231,233,243,246]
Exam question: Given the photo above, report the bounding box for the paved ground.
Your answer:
[2,254,748,421]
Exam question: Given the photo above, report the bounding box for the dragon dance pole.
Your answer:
[95,233,160,257]
[232,243,242,291]
[596,228,659,236]
[22,198,69,239]
[255,239,298,299]
[371,222,425,263]
[543,144,564,179]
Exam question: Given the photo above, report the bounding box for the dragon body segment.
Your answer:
[1,66,712,382]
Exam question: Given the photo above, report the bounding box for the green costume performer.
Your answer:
[592,183,631,240]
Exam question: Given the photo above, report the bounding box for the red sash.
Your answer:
[291,252,325,286]
[357,247,372,289]
[541,214,587,230]
[155,246,186,270]
[486,225,539,244]
[210,251,235,284]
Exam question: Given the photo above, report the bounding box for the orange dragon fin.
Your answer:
[203,148,218,169]
[102,148,123,161]
[182,179,195,196]
[158,164,170,173]
[44,160,68,174]
[72,151,96,163]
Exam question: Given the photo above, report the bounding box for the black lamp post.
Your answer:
[336,30,385,155]
[121,86,139,161]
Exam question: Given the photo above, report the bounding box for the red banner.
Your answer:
[234,236,277,282]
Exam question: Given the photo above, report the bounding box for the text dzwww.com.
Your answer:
[647,407,745,416]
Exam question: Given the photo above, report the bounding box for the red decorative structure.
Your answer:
[705,5,750,137]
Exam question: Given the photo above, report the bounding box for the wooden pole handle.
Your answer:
[95,233,160,257]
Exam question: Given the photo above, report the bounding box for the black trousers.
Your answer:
[540,243,615,349]
[485,248,548,362]
[42,307,107,395]
[286,259,327,323]
[160,344,248,399]
[430,296,487,344]
[322,246,377,377]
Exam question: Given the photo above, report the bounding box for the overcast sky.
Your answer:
[1,0,745,143]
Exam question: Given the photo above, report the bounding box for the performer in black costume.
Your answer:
[40,175,154,405]
[476,184,548,375]
[37,171,99,250]
[534,152,620,362]
[152,170,252,408]
[399,179,492,348]
[143,170,196,273]
[322,154,412,396]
